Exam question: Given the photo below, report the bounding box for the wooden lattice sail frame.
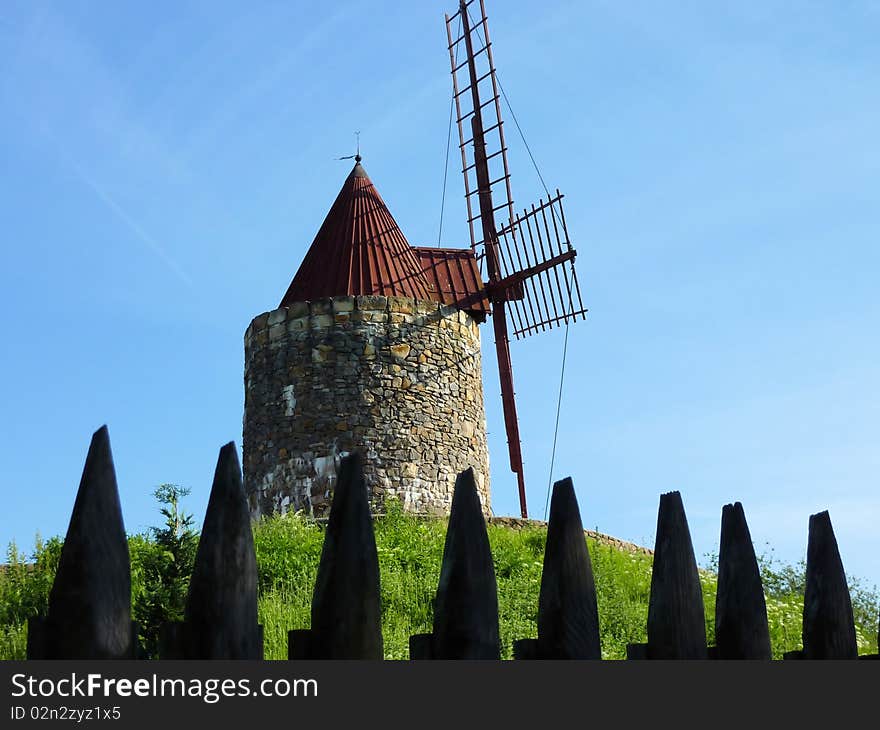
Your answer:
[445,0,588,517]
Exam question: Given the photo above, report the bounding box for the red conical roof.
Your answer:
[280,160,436,306]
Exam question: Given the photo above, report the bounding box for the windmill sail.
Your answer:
[445,0,515,253]
[496,193,587,338]
[446,0,587,337]
[445,0,588,517]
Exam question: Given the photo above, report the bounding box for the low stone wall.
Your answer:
[243,295,490,519]
[487,516,653,555]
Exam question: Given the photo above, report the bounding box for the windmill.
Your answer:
[443,0,587,518]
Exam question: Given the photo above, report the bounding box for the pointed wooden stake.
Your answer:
[802,510,857,659]
[715,502,771,659]
[170,442,262,659]
[416,467,500,659]
[512,638,540,659]
[298,452,383,659]
[287,629,312,660]
[408,633,433,660]
[645,491,707,659]
[516,477,600,659]
[27,426,136,659]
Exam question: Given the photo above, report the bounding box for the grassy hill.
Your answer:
[1,500,877,659]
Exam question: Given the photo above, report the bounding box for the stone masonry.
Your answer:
[243,295,490,518]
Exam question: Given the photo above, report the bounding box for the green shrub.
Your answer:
[129,485,199,657]
[0,535,62,659]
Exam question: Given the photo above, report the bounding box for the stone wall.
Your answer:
[487,517,653,556]
[243,295,490,518]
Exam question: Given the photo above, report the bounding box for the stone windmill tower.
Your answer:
[243,156,492,518]
[245,1,588,521]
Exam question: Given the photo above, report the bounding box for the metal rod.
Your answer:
[448,17,487,48]
[458,120,503,148]
[511,217,539,336]
[495,230,522,333]
[480,0,516,229]
[455,96,497,120]
[466,200,512,220]
[523,302,587,332]
[464,176,510,199]
[538,200,567,319]
[446,0,477,26]
[556,188,587,321]
[452,43,490,73]
[446,13,476,249]
[503,228,529,336]
[452,69,494,98]
[545,196,574,315]
[488,250,576,297]
[508,213,542,334]
[462,147,506,173]
[530,201,561,324]
[521,206,549,333]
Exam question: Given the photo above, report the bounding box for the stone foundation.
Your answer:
[243,295,490,518]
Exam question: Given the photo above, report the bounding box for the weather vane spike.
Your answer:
[335,131,362,163]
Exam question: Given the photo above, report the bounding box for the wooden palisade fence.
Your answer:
[27,426,880,660]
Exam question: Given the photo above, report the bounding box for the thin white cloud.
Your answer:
[41,123,193,288]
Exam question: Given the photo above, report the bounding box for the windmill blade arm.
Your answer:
[487,249,576,301]
[445,0,515,251]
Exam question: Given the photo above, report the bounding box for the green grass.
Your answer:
[1,503,877,659]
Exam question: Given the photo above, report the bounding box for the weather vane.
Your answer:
[336,131,361,162]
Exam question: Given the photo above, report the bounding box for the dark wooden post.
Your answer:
[408,633,433,660]
[289,452,383,659]
[27,426,137,659]
[714,502,771,659]
[631,491,707,659]
[800,511,857,659]
[512,639,540,660]
[163,443,262,659]
[287,629,312,660]
[410,467,500,659]
[515,477,601,659]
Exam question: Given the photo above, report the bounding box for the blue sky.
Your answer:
[1,1,878,591]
